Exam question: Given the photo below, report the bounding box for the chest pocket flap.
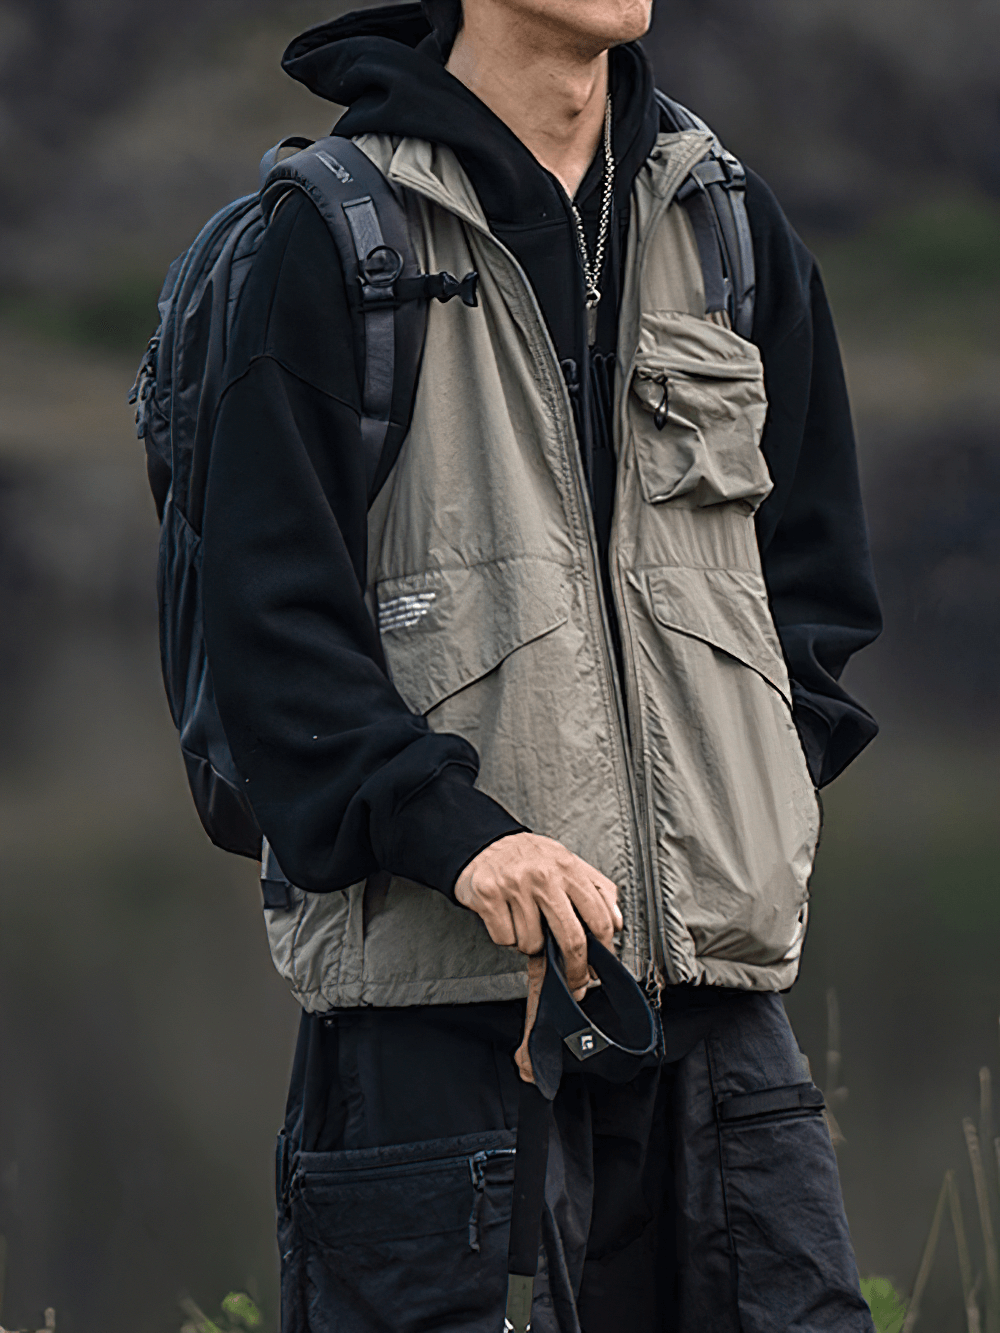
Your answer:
[377,558,569,717]
[631,311,772,511]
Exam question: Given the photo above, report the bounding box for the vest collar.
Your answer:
[359,128,716,241]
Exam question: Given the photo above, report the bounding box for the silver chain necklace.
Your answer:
[569,94,614,346]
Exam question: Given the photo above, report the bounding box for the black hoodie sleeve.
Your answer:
[748,170,883,787]
[201,190,525,895]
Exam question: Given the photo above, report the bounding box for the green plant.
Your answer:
[179,1291,262,1333]
[861,1277,907,1333]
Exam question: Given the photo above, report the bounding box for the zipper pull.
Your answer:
[585,299,599,347]
[653,374,669,430]
[468,1151,487,1253]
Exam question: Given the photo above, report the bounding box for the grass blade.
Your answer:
[964,1118,1000,1332]
[970,1273,985,1333]
[902,1171,950,1332]
[951,1170,977,1308]
[983,1069,996,1201]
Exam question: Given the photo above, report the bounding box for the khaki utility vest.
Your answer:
[264,128,820,1010]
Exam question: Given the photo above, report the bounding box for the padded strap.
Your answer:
[677,186,729,316]
[342,195,396,489]
[260,137,426,501]
[655,89,756,339]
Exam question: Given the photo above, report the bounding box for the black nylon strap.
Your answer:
[260,136,429,503]
[677,184,729,315]
[654,88,756,339]
[505,1079,552,1332]
[342,195,396,490]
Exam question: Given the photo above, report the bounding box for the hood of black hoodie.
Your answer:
[281,2,657,229]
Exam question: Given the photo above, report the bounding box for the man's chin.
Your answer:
[583,5,654,51]
[520,0,652,53]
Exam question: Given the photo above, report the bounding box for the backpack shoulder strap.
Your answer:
[259,137,478,502]
[261,137,420,499]
[654,91,756,340]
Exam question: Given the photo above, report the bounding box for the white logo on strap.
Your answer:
[316,150,353,184]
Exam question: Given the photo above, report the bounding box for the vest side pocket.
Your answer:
[629,311,771,513]
[635,566,819,973]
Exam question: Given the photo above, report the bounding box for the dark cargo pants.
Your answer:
[276,991,875,1333]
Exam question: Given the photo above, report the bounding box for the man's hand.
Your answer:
[454,832,622,999]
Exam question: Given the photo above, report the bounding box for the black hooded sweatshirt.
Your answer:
[201,3,882,899]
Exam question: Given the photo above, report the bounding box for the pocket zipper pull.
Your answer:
[468,1151,487,1253]
[653,375,670,431]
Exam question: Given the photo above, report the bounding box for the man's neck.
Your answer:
[446,10,609,200]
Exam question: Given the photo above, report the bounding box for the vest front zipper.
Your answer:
[607,143,721,987]
[472,232,652,979]
[608,372,668,985]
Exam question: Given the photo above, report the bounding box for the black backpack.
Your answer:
[130,103,754,865]
[129,134,479,859]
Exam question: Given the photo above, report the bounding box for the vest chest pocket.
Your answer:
[376,559,569,717]
[629,311,772,513]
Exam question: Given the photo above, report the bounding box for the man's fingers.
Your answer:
[593,882,624,936]
[566,854,622,936]
[540,899,589,994]
[595,879,624,931]
[514,952,547,1083]
[480,901,518,948]
[508,897,545,956]
[453,834,622,986]
[564,879,616,950]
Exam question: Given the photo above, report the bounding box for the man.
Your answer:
[200,0,882,1326]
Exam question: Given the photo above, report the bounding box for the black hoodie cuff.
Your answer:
[791,687,879,788]
[377,762,527,898]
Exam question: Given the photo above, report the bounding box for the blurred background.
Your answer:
[0,0,997,1328]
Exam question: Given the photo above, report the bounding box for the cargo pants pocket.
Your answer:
[709,997,875,1333]
[279,1129,517,1333]
[672,994,875,1333]
[717,1084,877,1332]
